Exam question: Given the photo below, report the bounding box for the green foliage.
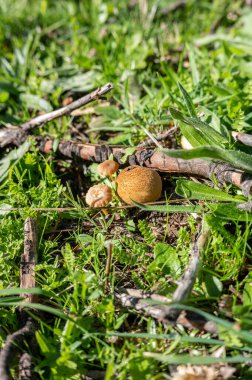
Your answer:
[1,0,252,378]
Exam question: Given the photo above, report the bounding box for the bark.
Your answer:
[0,321,36,380]
[115,288,217,333]
[232,131,252,147]
[0,218,38,380]
[20,218,38,303]
[40,139,252,195]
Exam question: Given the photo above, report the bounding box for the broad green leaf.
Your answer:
[163,146,252,173]
[133,201,202,213]
[169,108,228,146]
[178,82,197,118]
[180,123,216,147]
[204,273,223,297]
[0,140,30,182]
[20,94,53,112]
[209,203,252,221]
[148,243,181,277]
[198,106,230,140]
[175,179,244,202]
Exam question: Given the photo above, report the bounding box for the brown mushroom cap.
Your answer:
[86,184,113,207]
[97,160,119,177]
[116,165,162,204]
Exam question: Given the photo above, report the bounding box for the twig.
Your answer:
[0,83,113,147]
[232,131,252,147]
[0,218,38,380]
[105,242,113,293]
[166,226,209,321]
[20,83,113,131]
[21,218,38,303]
[115,288,217,333]
[115,226,213,329]
[0,321,36,380]
[39,139,252,195]
[160,0,187,15]
[138,126,178,147]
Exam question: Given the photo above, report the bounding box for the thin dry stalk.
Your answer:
[105,242,113,293]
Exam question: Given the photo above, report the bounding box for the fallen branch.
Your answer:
[232,131,252,147]
[115,288,217,333]
[0,83,251,195]
[115,226,215,331]
[0,217,38,380]
[21,218,38,303]
[166,226,209,321]
[0,321,36,380]
[0,83,113,147]
[40,139,252,195]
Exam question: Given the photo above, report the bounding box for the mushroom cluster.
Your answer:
[85,160,162,208]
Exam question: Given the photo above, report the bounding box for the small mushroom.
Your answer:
[97,160,119,177]
[180,136,192,150]
[116,165,162,205]
[86,184,112,207]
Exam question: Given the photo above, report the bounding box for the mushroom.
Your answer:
[97,160,119,177]
[116,165,162,205]
[180,136,192,150]
[86,184,113,207]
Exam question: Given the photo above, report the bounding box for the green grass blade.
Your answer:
[178,82,197,118]
[143,353,251,365]
[163,146,252,173]
[133,201,202,213]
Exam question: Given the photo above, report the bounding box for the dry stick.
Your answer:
[0,321,36,380]
[21,218,38,302]
[0,83,113,147]
[40,139,252,196]
[115,227,216,332]
[20,83,113,131]
[115,289,217,333]
[160,0,187,15]
[232,131,252,147]
[138,126,178,147]
[0,218,38,380]
[166,226,210,321]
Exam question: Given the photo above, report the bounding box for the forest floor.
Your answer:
[1,1,252,379]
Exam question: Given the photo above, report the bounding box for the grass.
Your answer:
[1,0,252,379]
